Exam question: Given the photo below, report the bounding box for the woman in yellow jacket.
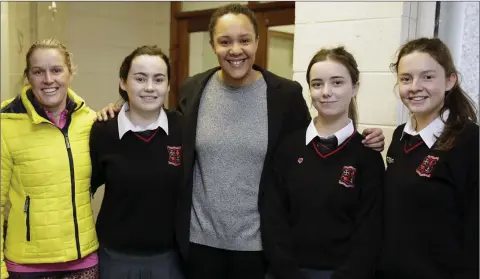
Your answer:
[1,39,99,278]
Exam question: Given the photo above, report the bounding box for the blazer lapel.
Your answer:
[182,67,220,174]
[255,66,283,157]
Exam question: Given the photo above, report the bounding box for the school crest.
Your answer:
[167,146,182,166]
[339,166,356,188]
[416,155,439,178]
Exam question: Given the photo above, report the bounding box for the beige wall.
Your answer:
[267,32,294,80]
[293,2,420,158]
[1,2,10,101]
[1,2,34,101]
[189,31,218,77]
[36,2,67,43]
[181,1,247,12]
[63,2,171,112]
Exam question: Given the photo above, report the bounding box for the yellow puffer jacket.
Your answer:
[0,86,99,278]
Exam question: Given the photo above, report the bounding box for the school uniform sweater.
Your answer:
[377,115,479,279]
[89,108,183,255]
[264,121,385,279]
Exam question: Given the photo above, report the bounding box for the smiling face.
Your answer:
[211,13,259,86]
[27,48,72,110]
[309,59,358,120]
[120,55,170,113]
[397,51,456,119]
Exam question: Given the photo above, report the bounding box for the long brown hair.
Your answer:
[306,46,359,129]
[391,37,478,151]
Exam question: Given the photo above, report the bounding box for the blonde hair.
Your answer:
[23,38,75,83]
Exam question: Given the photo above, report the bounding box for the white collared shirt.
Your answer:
[117,103,169,139]
[306,119,355,146]
[400,110,449,149]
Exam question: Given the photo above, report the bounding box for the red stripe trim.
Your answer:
[404,141,424,153]
[312,130,356,159]
[134,128,160,143]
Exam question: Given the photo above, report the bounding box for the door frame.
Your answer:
[168,1,295,109]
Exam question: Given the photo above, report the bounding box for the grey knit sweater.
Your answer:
[189,72,268,251]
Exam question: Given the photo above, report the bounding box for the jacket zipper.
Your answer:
[24,196,31,241]
[32,100,84,258]
[63,131,82,259]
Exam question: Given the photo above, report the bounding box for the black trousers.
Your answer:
[187,242,267,279]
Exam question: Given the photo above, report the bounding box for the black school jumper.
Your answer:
[376,122,479,279]
[89,110,184,278]
[264,128,385,279]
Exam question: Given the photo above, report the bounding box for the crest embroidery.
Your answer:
[167,146,182,166]
[416,155,439,178]
[339,166,356,188]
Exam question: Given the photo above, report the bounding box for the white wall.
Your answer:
[438,1,479,111]
[458,2,479,109]
[438,2,466,67]
[293,2,419,157]
[433,1,479,114]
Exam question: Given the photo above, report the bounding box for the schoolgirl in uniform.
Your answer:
[376,38,478,279]
[89,46,184,279]
[264,46,385,279]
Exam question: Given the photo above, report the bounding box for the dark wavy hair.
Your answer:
[391,37,478,151]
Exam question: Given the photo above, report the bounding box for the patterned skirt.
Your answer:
[8,265,99,279]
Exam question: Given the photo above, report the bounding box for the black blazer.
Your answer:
[175,65,311,264]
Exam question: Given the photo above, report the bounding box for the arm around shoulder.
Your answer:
[89,121,108,194]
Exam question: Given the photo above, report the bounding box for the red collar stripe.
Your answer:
[312,131,356,159]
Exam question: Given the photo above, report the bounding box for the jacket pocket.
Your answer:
[24,196,31,241]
